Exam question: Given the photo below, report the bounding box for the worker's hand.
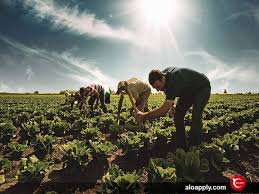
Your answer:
[134,111,145,123]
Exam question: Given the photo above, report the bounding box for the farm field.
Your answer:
[0,93,258,194]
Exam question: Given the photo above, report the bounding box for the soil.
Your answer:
[1,130,258,194]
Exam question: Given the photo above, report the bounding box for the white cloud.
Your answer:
[25,65,34,80]
[207,65,259,82]
[0,81,13,92]
[185,50,259,82]
[55,53,118,90]
[0,81,31,93]
[185,50,222,67]
[3,0,184,52]
[0,35,40,56]
[184,50,259,92]
[0,35,118,91]
[226,8,259,24]
[20,0,152,48]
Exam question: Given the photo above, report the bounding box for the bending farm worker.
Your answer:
[79,84,108,116]
[135,67,211,150]
[116,77,151,119]
[63,91,81,111]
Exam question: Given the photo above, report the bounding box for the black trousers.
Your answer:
[174,85,211,150]
[105,94,110,104]
[88,90,107,113]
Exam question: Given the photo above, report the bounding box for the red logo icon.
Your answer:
[230,175,247,191]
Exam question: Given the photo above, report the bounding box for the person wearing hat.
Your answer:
[135,67,211,150]
[63,91,81,111]
[116,78,151,116]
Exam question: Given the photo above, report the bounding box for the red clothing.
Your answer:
[85,84,104,96]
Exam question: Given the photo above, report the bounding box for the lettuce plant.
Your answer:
[7,142,28,159]
[16,112,31,126]
[136,132,155,149]
[61,140,92,169]
[45,108,58,120]
[0,158,12,174]
[97,114,115,130]
[20,121,40,142]
[148,158,176,183]
[89,140,117,159]
[119,132,143,154]
[80,127,100,140]
[34,134,56,156]
[40,119,53,134]
[173,148,210,182]
[17,155,49,182]
[50,120,70,136]
[0,121,17,144]
[108,123,123,136]
[102,164,140,194]
[72,118,97,130]
[150,127,172,143]
[198,143,230,172]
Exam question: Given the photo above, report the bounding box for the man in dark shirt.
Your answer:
[135,67,211,150]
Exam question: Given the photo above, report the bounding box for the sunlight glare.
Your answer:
[138,0,185,27]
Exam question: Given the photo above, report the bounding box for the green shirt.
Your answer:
[105,91,110,97]
[163,67,210,100]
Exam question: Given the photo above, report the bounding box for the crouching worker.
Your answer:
[63,91,81,111]
[135,67,211,150]
[116,78,151,117]
[79,84,108,116]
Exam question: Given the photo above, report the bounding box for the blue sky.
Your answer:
[0,0,259,93]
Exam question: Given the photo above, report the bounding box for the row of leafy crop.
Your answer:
[147,96,258,121]
[0,101,174,143]
[0,111,258,169]
[212,120,259,157]
[0,104,104,128]
[0,133,139,185]
[206,101,258,110]
[203,108,259,137]
[206,94,259,104]
[0,141,230,193]
[100,121,259,193]
[1,102,256,125]
[0,94,258,132]
[203,104,256,120]
[0,113,179,187]
[0,108,114,145]
[1,94,258,121]
[4,117,257,192]
[1,93,258,112]
[0,120,175,161]
[0,137,117,184]
[0,110,172,154]
[1,100,258,146]
[100,142,231,193]
[1,95,258,192]
[1,107,258,162]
